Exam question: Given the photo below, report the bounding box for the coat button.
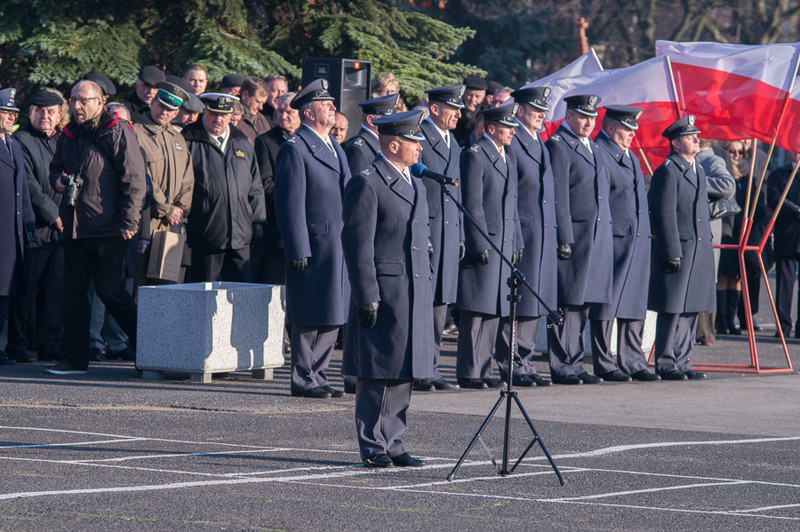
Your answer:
[415,274,420,278]
[445,221,449,225]
[412,246,417,251]
[543,200,547,204]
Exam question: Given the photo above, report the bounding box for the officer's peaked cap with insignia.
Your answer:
[425,85,465,109]
[0,88,19,112]
[564,94,601,117]
[291,78,335,110]
[510,84,550,111]
[358,93,398,115]
[603,104,643,131]
[662,115,700,139]
[374,109,425,141]
[199,92,239,114]
[479,101,519,127]
[156,80,190,111]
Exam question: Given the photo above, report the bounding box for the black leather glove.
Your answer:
[664,257,681,273]
[557,243,572,260]
[357,302,379,328]
[428,241,434,258]
[512,248,523,266]
[252,223,264,240]
[470,250,490,265]
[459,241,466,261]
[289,256,309,274]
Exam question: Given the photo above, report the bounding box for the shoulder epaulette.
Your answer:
[287,136,297,144]
[551,134,562,141]
[353,138,364,147]
[470,144,480,152]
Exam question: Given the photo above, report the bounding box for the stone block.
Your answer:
[137,282,285,381]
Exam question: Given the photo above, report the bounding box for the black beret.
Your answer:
[425,85,465,109]
[358,93,398,115]
[603,105,643,130]
[564,94,601,117]
[374,109,425,141]
[463,76,488,91]
[29,91,64,108]
[182,93,204,113]
[510,85,550,112]
[82,71,116,96]
[480,101,519,127]
[662,115,701,139]
[221,73,247,89]
[487,81,503,96]
[138,65,166,86]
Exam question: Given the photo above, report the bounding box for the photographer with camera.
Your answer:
[46,80,146,375]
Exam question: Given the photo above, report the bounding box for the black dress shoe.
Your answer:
[413,379,436,392]
[512,375,534,387]
[291,387,332,399]
[482,377,506,388]
[598,370,632,382]
[344,384,356,394]
[458,378,488,389]
[87,347,105,362]
[362,454,393,468]
[6,351,32,363]
[658,369,687,381]
[0,354,16,366]
[631,369,660,382]
[530,374,552,386]
[390,452,426,467]
[431,378,459,390]
[578,372,603,384]
[552,375,582,385]
[322,385,345,398]
[685,370,707,380]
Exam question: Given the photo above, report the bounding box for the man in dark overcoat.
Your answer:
[5,91,65,363]
[648,115,713,380]
[493,85,556,388]
[545,94,613,385]
[344,93,398,177]
[274,79,351,399]
[342,110,433,468]
[456,102,523,389]
[589,105,659,382]
[413,85,465,392]
[0,88,35,365]
[183,93,266,283]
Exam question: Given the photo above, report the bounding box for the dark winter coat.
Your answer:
[0,133,35,296]
[767,163,800,259]
[344,127,380,178]
[15,125,62,249]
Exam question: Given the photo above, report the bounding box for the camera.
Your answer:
[60,173,83,207]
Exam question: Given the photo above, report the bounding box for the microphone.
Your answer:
[409,163,458,187]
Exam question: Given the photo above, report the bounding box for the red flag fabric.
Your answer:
[655,41,800,143]
[774,79,800,153]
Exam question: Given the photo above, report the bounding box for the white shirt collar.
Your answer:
[360,125,379,141]
[562,121,591,150]
[202,121,229,152]
[482,133,505,162]
[425,117,450,146]
[378,152,413,187]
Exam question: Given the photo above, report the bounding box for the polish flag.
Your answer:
[774,78,800,153]
[561,56,681,171]
[527,49,605,140]
[655,40,800,143]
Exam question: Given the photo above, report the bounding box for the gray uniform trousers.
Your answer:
[355,379,412,459]
[653,312,698,374]
[495,316,542,379]
[431,304,448,380]
[456,310,500,379]
[547,304,589,379]
[590,318,648,376]
[290,325,340,393]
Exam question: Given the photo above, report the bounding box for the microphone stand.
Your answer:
[428,178,565,485]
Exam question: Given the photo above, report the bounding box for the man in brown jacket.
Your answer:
[45,80,146,375]
[237,77,270,145]
[134,79,194,283]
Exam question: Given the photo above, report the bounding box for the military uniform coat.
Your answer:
[342,156,435,379]
[418,119,462,304]
[457,135,522,317]
[589,132,651,320]
[508,122,557,317]
[182,121,266,251]
[274,124,351,326]
[344,127,380,177]
[647,152,715,314]
[0,134,34,296]
[546,125,613,306]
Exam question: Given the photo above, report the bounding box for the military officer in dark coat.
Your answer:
[456,102,524,389]
[545,94,613,385]
[342,110,433,468]
[648,115,713,380]
[0,88,35,365]
[275,79,351,399]
[344,93,398,177]
[413,85,465,392]
[493,85,556,387]
[589,105,659,382]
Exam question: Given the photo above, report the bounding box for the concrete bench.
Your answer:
[136,282,285,383]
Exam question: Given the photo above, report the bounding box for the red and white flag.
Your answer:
[656,40,800,143]
[773,78,800,153]
[527,49,605,140]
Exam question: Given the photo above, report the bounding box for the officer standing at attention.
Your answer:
[456,101,524,389]
[545,94,613,385]
[648,115,712,380]
[589,105,659,382]
[412,85,465,392]
[494,84,556,388]
[344,93,399,177]
[275,79,351,399]
[342,110,433,468]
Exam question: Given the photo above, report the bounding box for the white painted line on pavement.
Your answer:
[0,438,146,449]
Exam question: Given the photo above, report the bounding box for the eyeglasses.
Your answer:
[68,97,100,106]
[728,149,744,156]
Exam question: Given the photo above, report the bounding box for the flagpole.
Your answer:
[664,56,683,117]
[638,148,654,175]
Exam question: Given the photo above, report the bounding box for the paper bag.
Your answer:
[147,230,185,282]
